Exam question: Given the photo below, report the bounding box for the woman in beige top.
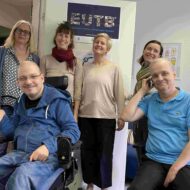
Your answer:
[40,22,82,121]
[78,33,125,190]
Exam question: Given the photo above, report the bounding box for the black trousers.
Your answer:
[78,117,116,188]
[128,156,190,190]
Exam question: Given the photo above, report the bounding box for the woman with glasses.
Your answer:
[40,21,82,121]
[0,20,39,155]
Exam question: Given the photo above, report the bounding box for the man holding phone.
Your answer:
[121,58,190,190]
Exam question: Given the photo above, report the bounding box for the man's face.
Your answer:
[150,60,176,94]
[17,63,44,100]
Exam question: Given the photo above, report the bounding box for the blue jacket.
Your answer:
[0,46,40,100]
[0,85,80,154]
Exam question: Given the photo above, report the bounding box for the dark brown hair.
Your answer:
[53,21,74,49]
[138,40,163,65]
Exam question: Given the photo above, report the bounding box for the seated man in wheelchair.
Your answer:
[120,58,190,190]
[0,61,80,190]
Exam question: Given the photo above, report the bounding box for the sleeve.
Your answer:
[0,106,19,139]
[40,56,47,76]
[32,53,40,65]
[73,58,83,101]
[113,65,125,116]
[42,99,80,153]
[138,94,151,116]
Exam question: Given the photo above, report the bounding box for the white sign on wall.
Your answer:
[162,43,181,79]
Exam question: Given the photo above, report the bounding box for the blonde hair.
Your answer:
[93,33,112,51]
[4,20,37,53]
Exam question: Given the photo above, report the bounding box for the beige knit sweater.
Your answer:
[40,55,83,101]
[79,62,125,119]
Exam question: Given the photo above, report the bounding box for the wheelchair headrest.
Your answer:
[45,76,68,90]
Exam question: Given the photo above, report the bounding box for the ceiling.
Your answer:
[1,0,32,6]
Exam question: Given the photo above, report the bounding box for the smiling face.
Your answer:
[143,42,161,64]
[93,36,109,56]
[17,61,44,100]
[150,59,176,95]
[14,23,31,45]
[55,31,71,50]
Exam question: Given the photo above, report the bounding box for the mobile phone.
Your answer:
[147,78,153,88]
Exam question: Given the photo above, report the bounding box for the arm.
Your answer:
[164,130,190,187]
[73,100,80,122]
[42,99,80,154]
[39,56,47,75]
[113,66,125,130]
[73,59,83,122]
[120,78,151,122]
[0,108,19,139]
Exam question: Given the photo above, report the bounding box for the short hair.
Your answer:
[93,33,112,51]
[138,40,163,65]
[17,61,41,76]
[150,58,174,72]
[53,21,74,49]
[4,20,37,53]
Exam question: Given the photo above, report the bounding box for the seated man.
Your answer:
[120,58,190,190]
[0,61,80,190]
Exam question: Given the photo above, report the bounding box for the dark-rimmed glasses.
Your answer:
[15,28,31,36]
[17,74,41,82]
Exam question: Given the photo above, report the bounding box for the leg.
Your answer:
[171,165,190,190]
[78,118,96,187]
[6,155,59,190]
[0,151,26,187]
[128,157,166,190]
[94,119,115,189]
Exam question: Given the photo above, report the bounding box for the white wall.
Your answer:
[43,0,136,92]
[132,0,190,93]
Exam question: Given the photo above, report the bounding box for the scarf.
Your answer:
[52,47,75,70]
[134,62,151,95]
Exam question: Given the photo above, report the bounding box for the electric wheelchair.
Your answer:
[0,76,82,190]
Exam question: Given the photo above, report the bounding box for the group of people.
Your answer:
[0,20,124,190]
[0,19,189,190]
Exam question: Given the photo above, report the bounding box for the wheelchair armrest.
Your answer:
[57,137,72,169]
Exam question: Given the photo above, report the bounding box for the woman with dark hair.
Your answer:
[131,40,163,163]
[134,40,163,94]
[40,21,83,121]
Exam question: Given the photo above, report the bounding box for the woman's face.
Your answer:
[143,43,161,64]
[55,32,71,50]
[14,23,31,45]
[93,36,108,56]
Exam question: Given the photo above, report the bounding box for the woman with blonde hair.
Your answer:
[78,33,125,190]
[0,19,39,155]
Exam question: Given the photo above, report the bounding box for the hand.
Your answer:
[117,118,125,131]
[164,166,178,187]
[141,77,153,93]
[29,145,49,161]
[0,109,5,121]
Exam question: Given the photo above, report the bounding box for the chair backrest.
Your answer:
[45,76,68,91]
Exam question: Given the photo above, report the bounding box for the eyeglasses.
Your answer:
[18,74,41,82]
[15,28,31,36]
